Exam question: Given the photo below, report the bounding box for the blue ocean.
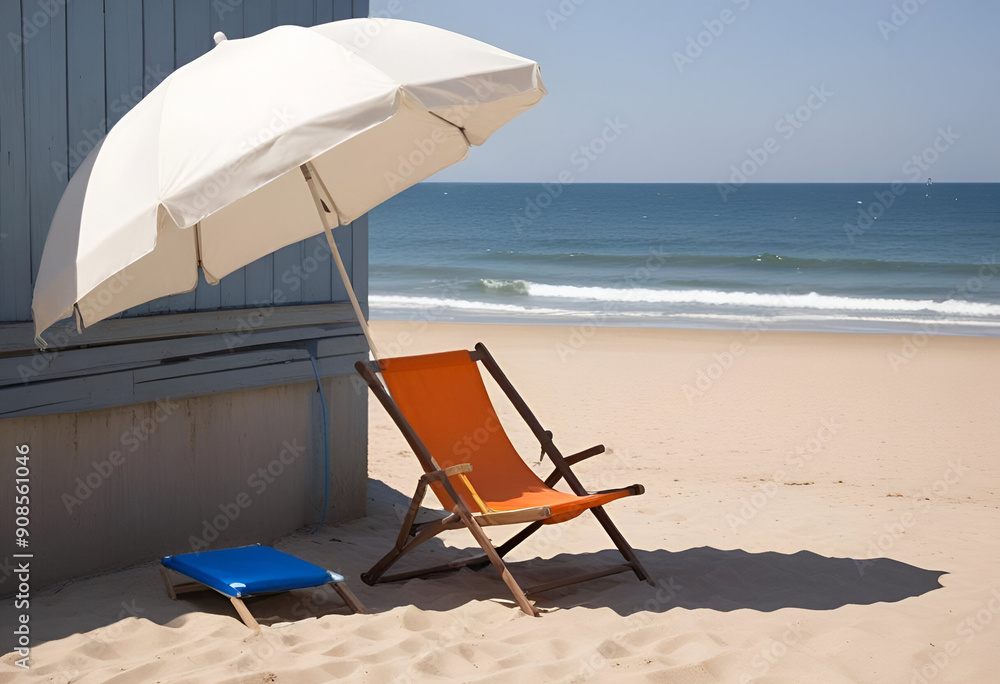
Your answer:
[368,183,1000,336]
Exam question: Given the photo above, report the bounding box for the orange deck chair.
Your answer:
[355,342,653,616]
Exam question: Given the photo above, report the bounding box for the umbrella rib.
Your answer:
[429,111,472,147]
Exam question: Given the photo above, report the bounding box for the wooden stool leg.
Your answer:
[229,597,261,633]
[333,583,368,614]
[159,566,178,600]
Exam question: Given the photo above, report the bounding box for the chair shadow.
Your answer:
[376,545,946,616]
[359,479,946,615]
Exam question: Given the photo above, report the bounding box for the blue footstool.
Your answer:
[160,544,366,631]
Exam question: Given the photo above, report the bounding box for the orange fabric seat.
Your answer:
[380,351,626,524]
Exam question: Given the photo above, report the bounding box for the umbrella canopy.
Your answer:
[32,18,545,351]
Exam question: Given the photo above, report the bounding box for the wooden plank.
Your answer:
[242,0,274,38]
[211,0,245,37]
[0,343,365,418]
[269,0,316,306]
[0,1,31,321]
[170,0,212,313]
[316,334,367,358]
[238,1,274,305]
[211,0,247,312]
[352,0,369,19]
[105,0,145,130]
[106,0,150,318]
[133,347,310,383]
[244,253,274,310]
[0,324,365,387]
[23,0,68,284]
[334,0,353,21]
[1,371,134,418]
[273,247,304,306]
[324,373,368,523]
[523,565,633,597]
[316,0,335,24]
[65,1,105,180]
[174,0,212,68]
[351,215,369,318]
[218,264,247,313]
[0,302,355,353]
[143,0,175,91]
[214,241,246,319]
[133,354,360,404]
[142,0,176,315]
[302,233,333,305]
[276,0,315,27]
[2,353,149,389]
[0,302,358,352]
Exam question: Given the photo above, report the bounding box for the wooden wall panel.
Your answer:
[242,1,278,306]
[66,1,105,180]
[23,0,67,284]
[0,2,32,320]
[211,0,248,310]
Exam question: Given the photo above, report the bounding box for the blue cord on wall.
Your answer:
[309,354,331,532]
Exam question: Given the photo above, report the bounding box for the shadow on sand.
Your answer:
[347,479,947,616]
[22,479,946,647]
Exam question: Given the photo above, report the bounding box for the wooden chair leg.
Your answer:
[453,508,539,617]
[363,480,439,584]
[590,506,654,585]
[333,583,368,614]
[362,515,459,585]
[230,597,261,633]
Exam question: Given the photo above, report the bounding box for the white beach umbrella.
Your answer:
[31,18,546,357]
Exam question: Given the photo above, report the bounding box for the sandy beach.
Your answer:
[3,320,999,683]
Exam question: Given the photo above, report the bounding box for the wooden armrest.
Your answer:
[421,463,492,515]
[420,463,473,485]
[566,444,605,464]
[543,445,605,488]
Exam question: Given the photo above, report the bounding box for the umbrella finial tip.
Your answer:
[213,31,227,46]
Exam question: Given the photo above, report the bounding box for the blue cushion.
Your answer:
[162,544,344,598]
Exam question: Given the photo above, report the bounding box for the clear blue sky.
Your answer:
[369,0,999,183]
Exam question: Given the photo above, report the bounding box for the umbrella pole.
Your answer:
[300,164,381,363]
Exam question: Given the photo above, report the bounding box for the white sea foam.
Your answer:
[370,293,1000,334]
[373,280,1000,331]
[510,282,1000,317]
[480,278,530,295]
[369,295,573,316]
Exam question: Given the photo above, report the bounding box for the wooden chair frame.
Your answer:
[356,342,653,616]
